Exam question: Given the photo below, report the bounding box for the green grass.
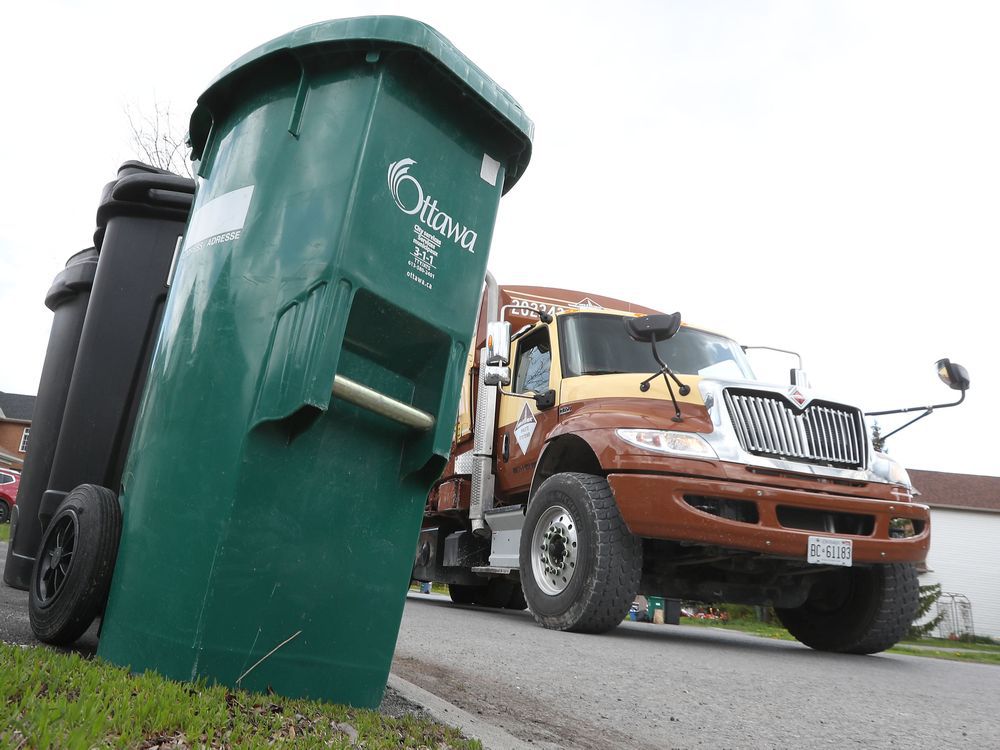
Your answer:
[680,616,795,640]
[0,523,9,542]
[899,635,1000,653]
[888,645,1000,664]
[409,581,450,596]
[0,642,480,750]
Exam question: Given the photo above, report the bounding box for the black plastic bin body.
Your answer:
[35,162,195,530]
[4,249,99,589]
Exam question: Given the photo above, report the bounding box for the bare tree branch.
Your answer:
[125,99,193,178]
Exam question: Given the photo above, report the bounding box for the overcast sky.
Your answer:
[0,1,996,478]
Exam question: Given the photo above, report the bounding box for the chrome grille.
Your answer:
[724,389,867,469]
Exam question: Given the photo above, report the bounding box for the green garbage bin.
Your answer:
[97,16,532,708]
[647,596,665,622]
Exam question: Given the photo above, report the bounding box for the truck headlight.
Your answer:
[871,452,912,488]
[616,429,717,459]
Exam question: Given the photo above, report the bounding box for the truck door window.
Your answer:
[513,330,551,394]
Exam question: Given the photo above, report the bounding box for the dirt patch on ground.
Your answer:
[378,683,433,721]
[392,653,654,750]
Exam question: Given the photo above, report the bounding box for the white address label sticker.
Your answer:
[480,153,500,186]
[183,184,254,252]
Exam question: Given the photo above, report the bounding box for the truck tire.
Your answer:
[449,584,479,604]
[473,578,514,608]
[506,582,528,611]
[775,563,919,654]
[519,472,641,633]
[29,484,122,646]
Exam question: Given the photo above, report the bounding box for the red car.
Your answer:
[0,468,20,524]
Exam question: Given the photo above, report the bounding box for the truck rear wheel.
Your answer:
[448,584,479,604]
[474,578,514,608]
[506,581,528,610]
[775,563,919,654]
[519,472,641,633]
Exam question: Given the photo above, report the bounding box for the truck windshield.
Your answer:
[559,313,755,380]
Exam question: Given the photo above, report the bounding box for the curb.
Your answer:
[387,673,536,750]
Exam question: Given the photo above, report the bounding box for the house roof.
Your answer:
[0,392,35,421]
[909,468,1000,514]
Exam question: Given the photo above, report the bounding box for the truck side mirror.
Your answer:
[936,358,970,392]
[486,321,511,366]
[626,313,682,343]
[483,366,511,387]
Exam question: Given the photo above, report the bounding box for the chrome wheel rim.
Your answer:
[530,504,579,595]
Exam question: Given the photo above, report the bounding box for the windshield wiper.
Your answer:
[579,369,627,375]
[625,313,691,422]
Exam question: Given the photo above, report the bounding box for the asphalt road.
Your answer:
[392,592,1000,749]
[0,541,101,653]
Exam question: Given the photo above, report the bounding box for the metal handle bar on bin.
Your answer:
[111,173,196,206]
[331,375,435,431]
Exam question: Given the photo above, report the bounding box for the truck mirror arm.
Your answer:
[866,390,966,451]
[865,388,967,418]
[742,346,808,387]
[742,345,804,369]
[637,339,691,423]
[863,358,970,450]
[865,355,970,420]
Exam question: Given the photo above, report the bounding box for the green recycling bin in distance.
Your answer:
[97,16,532,708]
[647,596,665,622]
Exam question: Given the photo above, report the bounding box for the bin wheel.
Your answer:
[474,578,514,608]
[0,499,10,524]
[29,484,122,646]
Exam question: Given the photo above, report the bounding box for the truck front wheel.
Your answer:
[519,472,641,633]
[775,562,919,654]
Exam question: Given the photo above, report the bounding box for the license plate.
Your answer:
[807,536,853,567]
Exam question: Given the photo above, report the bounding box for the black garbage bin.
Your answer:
[16,162,194,641]
[35,162,195,533]
[4,248,99,589]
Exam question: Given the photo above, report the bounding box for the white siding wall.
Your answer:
[919,507,1000,638]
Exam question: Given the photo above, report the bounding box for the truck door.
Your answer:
[494,324,558,497]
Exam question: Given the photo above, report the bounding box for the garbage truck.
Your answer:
[411,276,970,654]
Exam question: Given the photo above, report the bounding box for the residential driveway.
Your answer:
[392,592,1000,749]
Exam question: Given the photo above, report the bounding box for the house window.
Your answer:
[19,428,29,453]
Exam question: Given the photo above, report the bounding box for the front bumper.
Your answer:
[607,472,930,564]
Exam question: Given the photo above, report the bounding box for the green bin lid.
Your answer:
[193,15,533,192]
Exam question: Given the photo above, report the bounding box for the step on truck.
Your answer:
[411,275,969,653]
